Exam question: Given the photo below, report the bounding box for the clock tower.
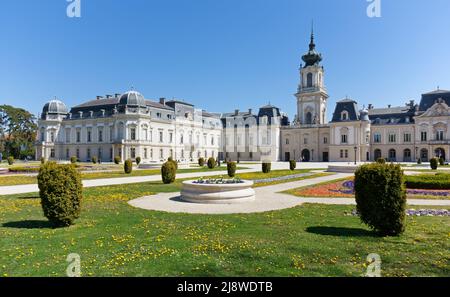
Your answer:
[295,28,329,126]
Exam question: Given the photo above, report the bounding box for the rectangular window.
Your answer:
[421,131,427,142]
[323,137,328,144]
[76,148,80,159]
[66,129,71,143]
[87,130,92,142]
[98,129,103,142]
[130,128,136,141]
[159,131,163,143]
[436,131,444,141]
[66,149,70,159]
[160,149,163,159]
[130,148,136,158]
[345,150,348,158]
[404,133,411,143]
[87,148,91,159]
[50,149,55,158]
[340,150,343,158]
[341,134,347,144]
[388,133,396,143]
[169,132,173,143]
[374,133,381,143]
[150,149,153,159]
[144,148,148,159]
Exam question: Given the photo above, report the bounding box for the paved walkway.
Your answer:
[129,172,450,214]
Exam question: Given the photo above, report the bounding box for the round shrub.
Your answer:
[430,158,438,170]
[355,163,406,236]
[70,156,77,164]
[136,156,141,165]
[124,159,133,174]
[91,156,97,164]
[37,162,83,227]
[161,161,176,184]
[40,157,46,164]
[114,156,121,165]
[417,158,422,165]
[227,162,237,177]
[207,157,216,169]
[168,157,178,170]
[376,158,386,164]
[289,160,297,171]
[198,157,205,167]
[7,156,14,165]
[439,157,445,166]
[262,162,271,173]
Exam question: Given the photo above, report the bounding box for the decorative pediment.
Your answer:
[418,100,450,117]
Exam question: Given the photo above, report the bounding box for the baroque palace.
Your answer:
[36,32,450,163]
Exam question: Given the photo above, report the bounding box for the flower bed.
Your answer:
[290,178,450,199]
[347,209,449,217]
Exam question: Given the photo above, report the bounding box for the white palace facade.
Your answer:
[36,33,450,164]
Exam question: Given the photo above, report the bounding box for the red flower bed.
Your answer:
[294,179,354,198]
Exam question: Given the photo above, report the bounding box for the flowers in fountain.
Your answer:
[194,176,244,184]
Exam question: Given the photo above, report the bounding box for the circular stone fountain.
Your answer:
[180,180,256,204]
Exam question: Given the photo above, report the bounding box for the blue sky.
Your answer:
[1,0,449,121]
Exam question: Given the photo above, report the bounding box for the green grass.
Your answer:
[0,180,448,277]
[0,165,249,186]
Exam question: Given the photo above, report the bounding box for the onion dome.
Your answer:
[301,27,322,68]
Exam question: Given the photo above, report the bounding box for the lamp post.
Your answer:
[354,146,358,165]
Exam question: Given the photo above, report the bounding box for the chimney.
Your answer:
[234,109,239,116]
[388,104,391,108]
[96,96,103,100]
[159,98,166,105]
[248,108,252,114]
[115,93,121,98]
[106,94,112,99]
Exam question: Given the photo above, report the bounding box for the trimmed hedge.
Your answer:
[227,162,237,178]
[376,158,386,164]
[37,162,83,227]
[355,163,406,236]
[289,160,297,171]
[207,157,216,169]
[136,157,141,165]
[124,159,133,174]
[405,173,450,190]
[70,156,77,164]
[7,156,14,165]
[114,156,121,165]
[91,156,98,164]
[262,162,271,173]
[40,157,46,164]
[439,158,445,166]
[161,161,176,184]
[9,166,40,173]
[430,158,438,170]
[198,157,205,167]
[168,157,178,170]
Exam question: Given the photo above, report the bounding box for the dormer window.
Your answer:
[341,111,349,121]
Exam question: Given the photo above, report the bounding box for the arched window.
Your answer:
[389,149,396,162]
[305,112,312,125]
[374,149,382,160]
[307,73,313,88]
[403,149,411,162]
[341,111,349,121]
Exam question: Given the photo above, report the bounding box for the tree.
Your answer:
[0,105,38,159]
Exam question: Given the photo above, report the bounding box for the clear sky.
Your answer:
[1,0,449,121]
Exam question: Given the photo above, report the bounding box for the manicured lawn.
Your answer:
[285,177,450,200]
[0,181,448,277]
[0,165,249,186]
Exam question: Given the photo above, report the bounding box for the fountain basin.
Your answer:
[180,180,255,204]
